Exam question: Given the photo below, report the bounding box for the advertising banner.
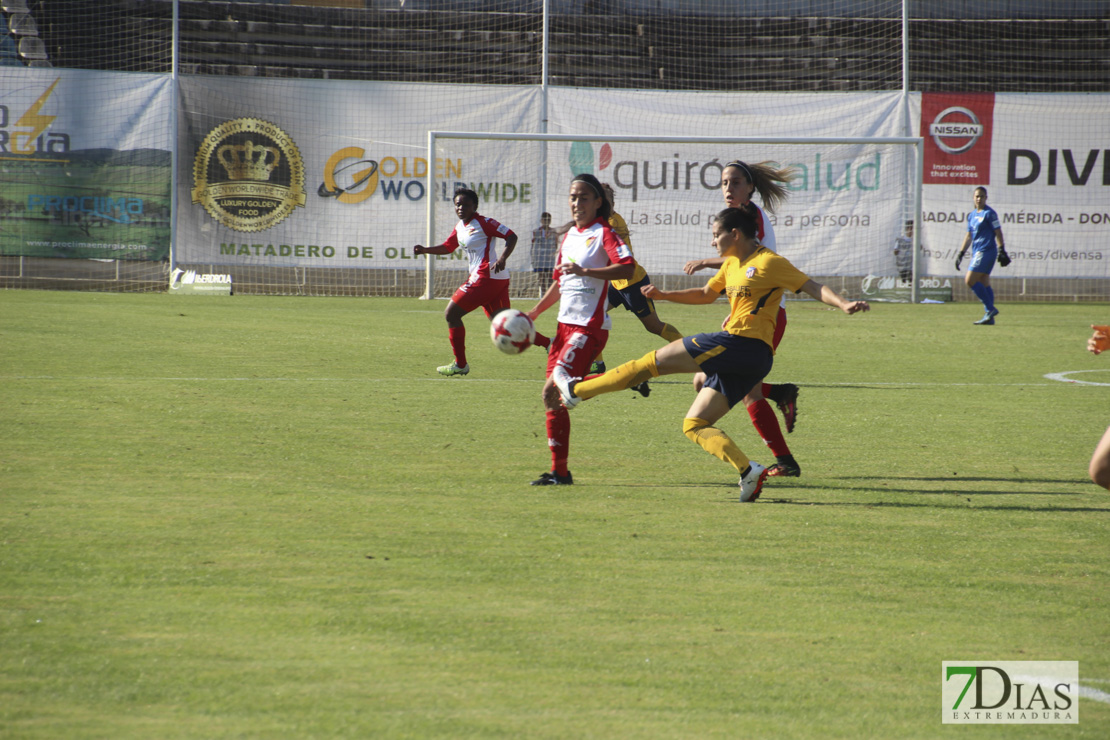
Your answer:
[921,92,995,185]
[176,80,1107,279]
[177,77,543,271]
[4,71,1106,280]
[0,69,173,261]
[545,89,912,277]
[913,93,1109,279]
[178,79,913,278]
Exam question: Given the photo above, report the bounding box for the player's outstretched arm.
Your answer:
[559,259,635,283]
[527,280,561,322]
[798,279,870,315]
[642,283,718,305]
[413,243,451,256]
[682,257,725,275]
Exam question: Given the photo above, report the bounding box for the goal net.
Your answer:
[1,0,1106,303]
[425,132,923,302]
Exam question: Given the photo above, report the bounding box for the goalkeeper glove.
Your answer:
[955,252,964,271]
[998,249,1011,267]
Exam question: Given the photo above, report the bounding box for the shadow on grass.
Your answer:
[751,498,1109,514]
[770,485,1078,496]
[833,475,1087,485]
[626,479,1110,512]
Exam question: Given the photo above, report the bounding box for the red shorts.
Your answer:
[772,306,787,350]
[546,322,608,379]
[451,276,510,319]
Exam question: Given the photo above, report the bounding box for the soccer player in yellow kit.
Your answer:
[552,205,870,502]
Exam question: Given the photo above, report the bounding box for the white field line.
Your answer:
[0,377,1096,388]
[1082,686,1110,703]
[0,377,1082,386]
[2,371,1108,387]
[1012,675,1110,706]
[1043,370,1110,387]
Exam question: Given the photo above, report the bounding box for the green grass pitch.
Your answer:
[1,290,1108,738]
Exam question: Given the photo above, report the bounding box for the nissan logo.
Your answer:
[929,106,984,155]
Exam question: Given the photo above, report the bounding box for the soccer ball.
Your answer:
[490,308,535,355]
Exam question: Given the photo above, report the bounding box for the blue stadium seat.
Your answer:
[0,32,20,65]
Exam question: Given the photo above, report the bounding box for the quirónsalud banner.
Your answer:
[0,69,173,261]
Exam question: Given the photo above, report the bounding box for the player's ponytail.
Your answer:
[724,160,797,214]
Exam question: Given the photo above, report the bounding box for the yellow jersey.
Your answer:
[706,247,809,350]
[607,210,647,291]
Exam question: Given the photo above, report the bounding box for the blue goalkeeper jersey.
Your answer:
[967,206,1001,252]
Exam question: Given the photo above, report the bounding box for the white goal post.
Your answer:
[425,131,924,303]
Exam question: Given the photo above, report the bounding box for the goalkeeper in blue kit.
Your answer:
[956,186,1010,325]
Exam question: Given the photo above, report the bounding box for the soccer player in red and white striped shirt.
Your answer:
[414,188,518,376]
[525,174,635,486]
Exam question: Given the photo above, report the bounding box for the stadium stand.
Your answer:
[911,19,1110,92]
[1,0,47,66]
[17,1,1105,92]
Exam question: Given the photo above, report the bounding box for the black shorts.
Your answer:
[682,331,773,408]
[607,274,655,319]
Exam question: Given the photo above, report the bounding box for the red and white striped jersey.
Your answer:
[555,217,633,330]
[751,201,777,253]
[443,214,514,281]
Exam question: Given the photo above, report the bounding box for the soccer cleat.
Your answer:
[437,362,470,376]
[767,461,801,477]
[774,382,799,433]
[551,366,581,409]
[739,462,768,502]
[590,360,606,374]
[531,470,573,486]
[631,381,651,397]
[972,310,999,326]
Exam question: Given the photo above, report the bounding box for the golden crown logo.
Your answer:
[193,118,305,233]
[217,140,281,181]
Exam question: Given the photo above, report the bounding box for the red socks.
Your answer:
[747,399,790,458]
[545,408,570,476]
[448,326,467,367]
